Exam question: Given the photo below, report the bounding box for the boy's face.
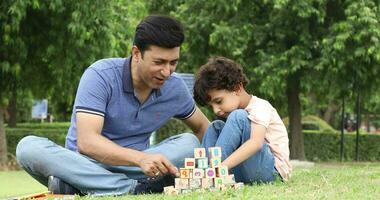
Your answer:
[207,89,242,118]
[133,45,180,89]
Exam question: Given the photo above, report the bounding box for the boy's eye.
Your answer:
[215,100,222,104]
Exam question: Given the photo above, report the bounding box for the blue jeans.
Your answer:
[202,109,278,183]
[16,133,200,196]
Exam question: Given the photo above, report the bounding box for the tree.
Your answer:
[173,0,329,160]
[0,0,146,163]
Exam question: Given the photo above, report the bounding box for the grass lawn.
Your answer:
[1,162,379,199]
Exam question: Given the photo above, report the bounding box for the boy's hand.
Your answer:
[138,153,179,177]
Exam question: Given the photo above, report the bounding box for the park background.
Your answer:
[0,0,380,199]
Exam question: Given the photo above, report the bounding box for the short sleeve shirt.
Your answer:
[245,96,292,180]
[65,57,196,152]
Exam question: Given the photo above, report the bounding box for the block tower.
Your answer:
[164,147,244,195]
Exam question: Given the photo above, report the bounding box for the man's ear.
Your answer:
[131,46,140,62]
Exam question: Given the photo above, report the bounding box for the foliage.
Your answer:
[305,132,380,161]
[6,121,380,162]
[0,0,147,162]
[6,128,67,156]
[283,115,337,133]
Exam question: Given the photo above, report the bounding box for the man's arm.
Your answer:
[182,106,210,142]
[76,112,179,177]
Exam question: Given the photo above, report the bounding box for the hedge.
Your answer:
[5,121,380,161]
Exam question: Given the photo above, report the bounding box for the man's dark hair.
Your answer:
[194,57,249,106]
[133,15,184,55]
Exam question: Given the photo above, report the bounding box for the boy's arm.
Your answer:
[182,106,210,142]
[221,122,266,169]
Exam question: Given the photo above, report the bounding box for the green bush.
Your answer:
[283,115,337,133]
[305,131,380,161]
[6,121,380,162]
[6,127,67,157]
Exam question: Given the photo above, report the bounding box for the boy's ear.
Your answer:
[234,83,244,95]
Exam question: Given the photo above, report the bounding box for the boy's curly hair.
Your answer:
[193,56,249,106]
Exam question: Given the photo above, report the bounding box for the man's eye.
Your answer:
[153,61,163,65]
[170,61,178,66]
[216,100,222,104]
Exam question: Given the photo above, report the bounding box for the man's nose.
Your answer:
[161,64,171,78]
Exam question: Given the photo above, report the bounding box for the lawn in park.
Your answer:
[1,162,379,199]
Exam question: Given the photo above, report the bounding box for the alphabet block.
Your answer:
[210,157,221,168]
[197,158,208,169]
[164,186,179,195]
[208,147,222,158]
[175,178,189,189]
[192,168,204,179]
[224,174,235,185]
[194,148,206,158]
[214,177,224,188]
[216,166,228,177]
[233,182,244,189]
[205,168,216,178]
[180,168,192,179]
[189,178,201,189]
[184,158,195,169]
[201,178,213,189]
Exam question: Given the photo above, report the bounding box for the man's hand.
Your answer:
[138,153,180,177]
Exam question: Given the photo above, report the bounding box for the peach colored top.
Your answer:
[245,96,292,181]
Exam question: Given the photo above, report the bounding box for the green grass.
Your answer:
[2,163,380,199]
[0,171,47,198]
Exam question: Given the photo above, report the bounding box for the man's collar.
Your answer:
[122,56,162,97]
[122,56,134,93]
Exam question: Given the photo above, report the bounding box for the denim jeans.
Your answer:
[16,133,200,196]
[202,109,278,183]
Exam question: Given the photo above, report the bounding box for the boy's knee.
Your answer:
[210,120,225,130]
[227,109,248,122]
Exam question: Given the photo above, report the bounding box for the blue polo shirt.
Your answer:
[65,57,196,152]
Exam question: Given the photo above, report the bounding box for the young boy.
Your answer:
[193,57,291,183]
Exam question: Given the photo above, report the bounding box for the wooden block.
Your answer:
[210,157,221,168]
[194,148,206,158]
[184,158,195,169]
[208,147,222,158]
[224,174,235,185]
[179,168,192,179]
[181,189,192,194]
[201,178,213,189]
[175,178,189,189]
[216,166,228,177]
[192,168,204,179]
[189,178,202,189]
[197,158,208,169]
[214,177,224,188]
[233,182,244,189]
[164,186,180,195]
[205,168,216,178]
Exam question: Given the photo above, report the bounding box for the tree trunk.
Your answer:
[286,72,305,160]
[323,102,340,126]
[0,105,8,164]
[7,90,17,127]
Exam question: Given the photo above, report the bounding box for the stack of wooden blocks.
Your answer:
[164,147,244,195]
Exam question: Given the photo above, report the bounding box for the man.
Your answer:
[16,15,210,196]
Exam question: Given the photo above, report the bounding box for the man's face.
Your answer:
[207,89,241,118]
[133,45,180,89]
